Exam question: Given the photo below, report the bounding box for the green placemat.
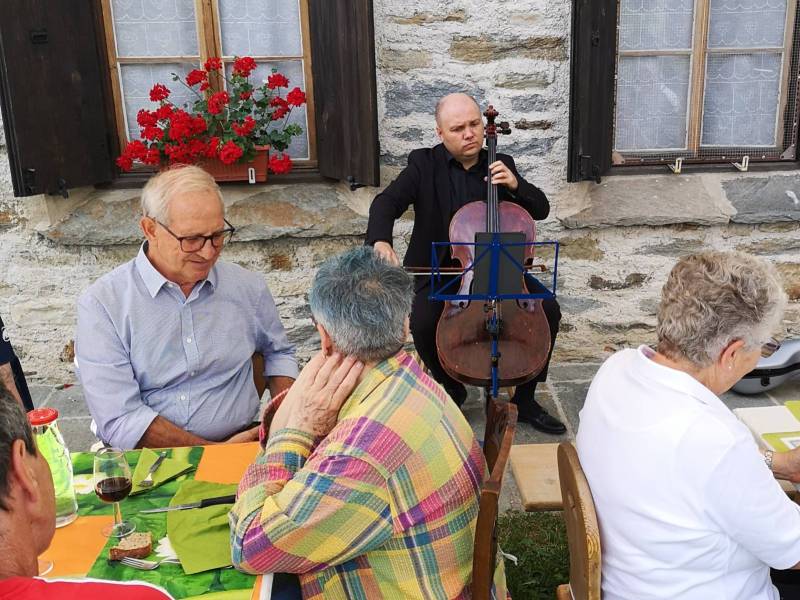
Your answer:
[131,448,195,496]
[79,447,255,598]
[167,480,239,575]
[71,447,202,517]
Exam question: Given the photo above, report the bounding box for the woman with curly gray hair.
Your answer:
[577,251,800,600]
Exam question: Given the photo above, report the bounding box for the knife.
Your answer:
[139,494,237,513]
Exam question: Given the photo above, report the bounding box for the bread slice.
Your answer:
[109,532,152,561]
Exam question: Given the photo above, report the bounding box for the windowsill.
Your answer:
[610,160,800,177]
[557,167,800,229]
[97,166,329,190]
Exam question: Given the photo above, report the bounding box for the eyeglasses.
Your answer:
[153,218,235,253]
[761,337,781,358]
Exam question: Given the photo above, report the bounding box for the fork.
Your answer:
[139,451,168,488]
[119,556,181,570]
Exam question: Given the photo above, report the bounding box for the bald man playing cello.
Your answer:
[365,93,565,434]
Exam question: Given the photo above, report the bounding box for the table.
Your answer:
[40,442,268,599]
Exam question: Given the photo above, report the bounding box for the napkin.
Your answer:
[167,479,238,575]
[130,448,195,495]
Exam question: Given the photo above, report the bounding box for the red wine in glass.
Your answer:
[93,448,135,538]
[95,477,133,503]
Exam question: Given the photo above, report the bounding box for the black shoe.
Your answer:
[444,382,468,407]
[514,401,566,435]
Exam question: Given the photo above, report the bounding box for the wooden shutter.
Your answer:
[567,0,618,183]
[308,0,380,187]
[0,0,113,197]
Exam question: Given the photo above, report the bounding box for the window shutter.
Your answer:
[0,1,113,197]
[567,0,618,183]
[308,0,380,187]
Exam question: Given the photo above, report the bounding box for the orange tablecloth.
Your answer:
[40,442,262,584]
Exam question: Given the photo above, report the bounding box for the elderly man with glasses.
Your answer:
[75,165,297,449]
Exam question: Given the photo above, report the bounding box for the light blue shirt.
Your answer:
[75,244,298,449]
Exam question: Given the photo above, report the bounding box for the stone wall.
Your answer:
[1,0,799,384]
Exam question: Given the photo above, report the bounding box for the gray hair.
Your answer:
[309,246,413,363]
[0,386,36,510]
[140,164,223,225]
[657,251,786,366]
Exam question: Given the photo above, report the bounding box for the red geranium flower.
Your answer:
[205,137,221,158]
[149,83,170,102]
[155,104,174,120]
[207,91,230,115]
[286,87,306,107]
[268,152,293,174]
[116,154,133,171]
[218,140,244,165]
[186,69,207,87]
[126,140,148,160]
[232,116,256,137]
[269,96,289,120]
[233,56,257,77]
[117,55,306,171]
[137,109,158,128]
[141,126,164,141]
[204,57,223,71]
[267,73,289,89]
[143,148,162,166]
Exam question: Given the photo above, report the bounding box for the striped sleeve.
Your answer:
[229,427,394,575]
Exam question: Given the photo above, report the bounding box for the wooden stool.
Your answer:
[509,443,562,511]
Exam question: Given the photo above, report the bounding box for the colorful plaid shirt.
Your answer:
[229,350,485,599]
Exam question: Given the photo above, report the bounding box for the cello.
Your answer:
[434,106,551,393]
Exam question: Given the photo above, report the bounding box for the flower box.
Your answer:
[197,145,269,183]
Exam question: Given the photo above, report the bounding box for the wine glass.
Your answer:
[93,448,135,538]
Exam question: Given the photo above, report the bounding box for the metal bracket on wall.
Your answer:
[732,155,749,172]
[667,157,683,174]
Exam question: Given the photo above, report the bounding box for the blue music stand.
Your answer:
[428,234,559,399]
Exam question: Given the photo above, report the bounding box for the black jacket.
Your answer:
[366,144,550,270]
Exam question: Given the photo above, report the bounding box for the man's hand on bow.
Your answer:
[487,160,518,192]
[284,351,364,438]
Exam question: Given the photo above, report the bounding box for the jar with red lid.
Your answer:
[27,408,78,527]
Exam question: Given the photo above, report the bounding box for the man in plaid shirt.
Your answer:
[229,246,486,599]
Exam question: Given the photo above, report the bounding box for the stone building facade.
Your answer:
[1,0,799,383]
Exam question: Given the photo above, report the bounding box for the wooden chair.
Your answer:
[556,442,601,600]
[472,398,518,600]
[252,352,268,399]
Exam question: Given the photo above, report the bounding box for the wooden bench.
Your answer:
[509,442,563,511]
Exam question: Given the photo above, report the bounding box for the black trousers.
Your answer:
[410,276,561,406]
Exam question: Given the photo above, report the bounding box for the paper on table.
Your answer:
[762,431,800,453]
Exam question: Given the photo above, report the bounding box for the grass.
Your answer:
[497,511,570,600]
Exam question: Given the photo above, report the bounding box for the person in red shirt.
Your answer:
[0,385,172,600]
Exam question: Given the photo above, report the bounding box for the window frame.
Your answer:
[98,0,318,173]
[612,0,800,166]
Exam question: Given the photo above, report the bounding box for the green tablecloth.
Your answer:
[71,447,256,599]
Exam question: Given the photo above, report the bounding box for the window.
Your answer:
[100,0,316,166]
[615,0,798,165]
[568,0,800,181]
[0,1,379,197]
